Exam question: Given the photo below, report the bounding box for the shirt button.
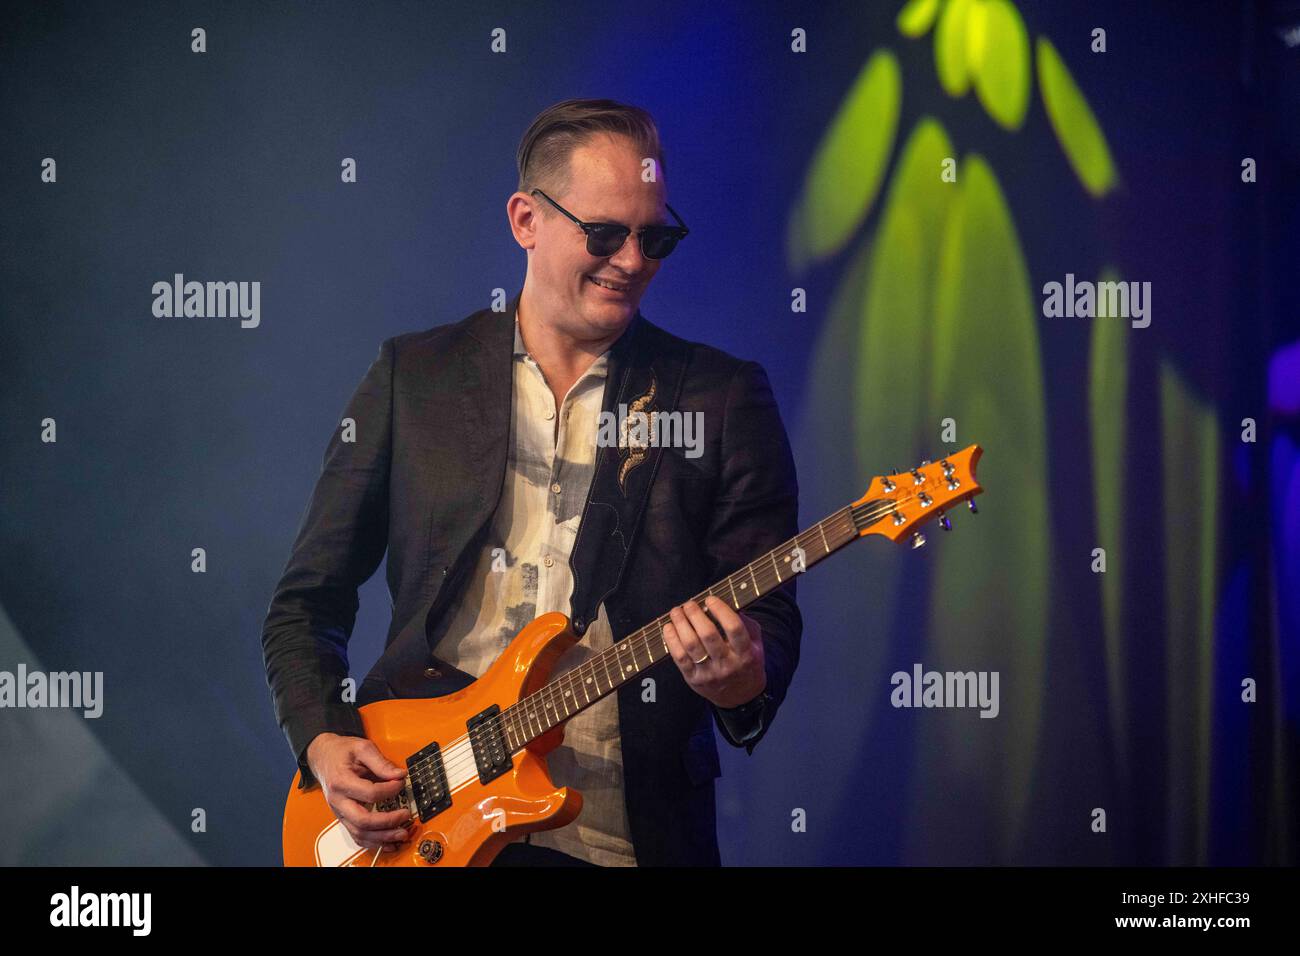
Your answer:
[544,556,554,568]
[551,482,561,494]
[545,410,555,420]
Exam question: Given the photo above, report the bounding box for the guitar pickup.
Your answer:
[406,741,452,822]
[467,705,513,785]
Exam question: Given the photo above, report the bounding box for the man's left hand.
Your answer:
[663,596,766,709]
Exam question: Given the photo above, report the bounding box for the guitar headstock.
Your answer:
[850,445,984,547]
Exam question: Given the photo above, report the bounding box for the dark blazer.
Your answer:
[261,292,802,866]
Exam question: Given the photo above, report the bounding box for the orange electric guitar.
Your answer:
[282,445,985,866]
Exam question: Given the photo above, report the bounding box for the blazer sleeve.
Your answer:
[702,360,802,755]
[261,337,395,788]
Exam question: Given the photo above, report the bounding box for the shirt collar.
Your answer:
[512,315,528,357]
[513,315,613,379]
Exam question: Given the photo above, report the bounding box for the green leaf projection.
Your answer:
[788,0,1234,862]
[921,153,1047,861]
[1159,360,1220,865]
[966,0,1030,130]
[856,117,957,475]
[896,0,942,38]
[934,0,976,96]
[784,0,1177,861]
[1037,35,1118,197]
[933,0,1033,130]
[1088,269,1129,791]
[786,50,901,274]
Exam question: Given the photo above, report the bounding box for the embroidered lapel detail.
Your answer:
[566,315,687,638]
[617,370,658,496]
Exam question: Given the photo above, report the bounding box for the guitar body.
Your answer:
[282,612,584,867]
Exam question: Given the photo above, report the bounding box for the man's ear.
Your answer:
[507,192,540,250]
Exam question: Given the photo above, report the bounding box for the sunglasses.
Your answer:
[530,188,689,260]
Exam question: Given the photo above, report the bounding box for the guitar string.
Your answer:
[490,491,932,741]
[406,491,948,792]
[497,508,862,736]
[414,489,950,793]
[408,495,928,791]
[385,486,964,807]
[424,507,865,786]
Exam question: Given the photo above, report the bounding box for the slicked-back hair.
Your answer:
[516,98,666,209]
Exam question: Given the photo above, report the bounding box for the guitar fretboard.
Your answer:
[498,504,863,750]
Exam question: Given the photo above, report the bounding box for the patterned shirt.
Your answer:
[425,316,636,866]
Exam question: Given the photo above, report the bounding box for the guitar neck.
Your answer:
[499,504,862,750]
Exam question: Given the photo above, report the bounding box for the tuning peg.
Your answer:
[939,512,952,531]
[967,499,978,515]
[910,531,927,549]
[920,459,931,466]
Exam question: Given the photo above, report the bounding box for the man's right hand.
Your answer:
[305,732,414,853]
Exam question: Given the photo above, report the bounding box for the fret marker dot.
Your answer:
[740,582,748,589]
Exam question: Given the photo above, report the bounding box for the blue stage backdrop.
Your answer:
[1,0,1296,865]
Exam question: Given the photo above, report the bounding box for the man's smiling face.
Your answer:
[518,133,668,342]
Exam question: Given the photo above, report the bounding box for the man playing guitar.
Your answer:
[262,98,801,866]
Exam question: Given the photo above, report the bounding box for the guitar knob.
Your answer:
[939,513,952,531]
[910,531,927,549]
[967,499,979,515]
[418,839,444,864]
